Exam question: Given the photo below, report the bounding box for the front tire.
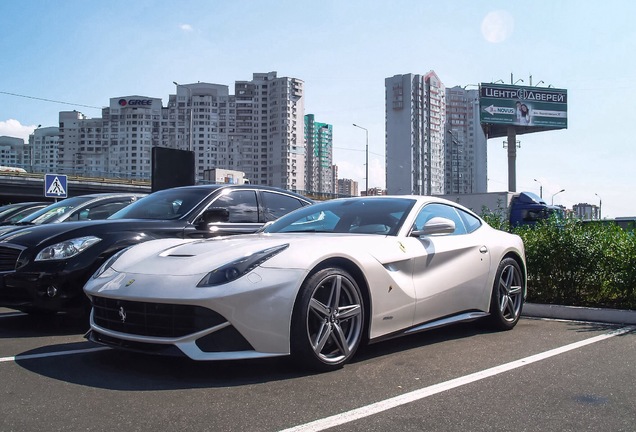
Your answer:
[485,257,524,330]
[290,267,364,371]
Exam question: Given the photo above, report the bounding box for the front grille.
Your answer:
[91,296,227,337]
[0,246,21,272]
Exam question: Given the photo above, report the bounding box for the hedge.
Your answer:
[484,213,636,310]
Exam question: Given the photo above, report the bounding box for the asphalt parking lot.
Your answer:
[1,308,634,432]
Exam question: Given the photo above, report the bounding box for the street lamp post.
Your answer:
[352,124,369,195]
[534,178,543,198]
[551,189,565,205]
[173,81,193,152]
[595,193,602,220]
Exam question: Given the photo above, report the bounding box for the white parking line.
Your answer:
[280,326,635,432]
[0,347,109,363]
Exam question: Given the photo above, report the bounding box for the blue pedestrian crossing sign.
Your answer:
[44,174,68,198]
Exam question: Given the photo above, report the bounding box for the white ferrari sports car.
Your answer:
[84,196,526,371]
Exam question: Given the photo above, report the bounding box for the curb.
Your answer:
[522,303,636,325]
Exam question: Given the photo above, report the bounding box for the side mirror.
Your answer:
[411,217,455,237]
[199,207,230,225]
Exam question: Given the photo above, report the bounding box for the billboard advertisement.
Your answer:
[479,83,567,138]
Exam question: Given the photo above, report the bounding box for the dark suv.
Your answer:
[0,184,312,315]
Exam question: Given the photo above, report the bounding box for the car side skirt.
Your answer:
[368,310,489,344]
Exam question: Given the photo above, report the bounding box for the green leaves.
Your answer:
[511,218,636,310]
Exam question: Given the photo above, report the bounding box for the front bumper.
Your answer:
[0,267,91,313]
[84,267,306,360]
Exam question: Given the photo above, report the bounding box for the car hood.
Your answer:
[0,219,179,247]
[0,224,31,236]
[108,233,409,277]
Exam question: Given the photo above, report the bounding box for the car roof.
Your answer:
[152,184,312,202]
[316,195,479,215]
[65,192,147,198]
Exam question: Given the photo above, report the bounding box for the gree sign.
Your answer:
[118,99,153,107]
[479,83,568,131]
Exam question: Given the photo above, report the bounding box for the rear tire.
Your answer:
[485,257,524,330]
[290,267,364,372]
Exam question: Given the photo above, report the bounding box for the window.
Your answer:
[212,190,258,223]
[67,197,139,221]
[458,208,481,233]
[261,191,305,221]
[414,203,472,235]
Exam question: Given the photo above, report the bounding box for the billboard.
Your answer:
[479,83,567,138]
[151,147,195,192]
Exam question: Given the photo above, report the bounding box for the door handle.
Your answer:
[479,246,488,254]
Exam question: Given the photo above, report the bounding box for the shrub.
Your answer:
[511,218,636,310]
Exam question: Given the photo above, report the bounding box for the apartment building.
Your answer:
[386,73,487,196]
[385,72,446,195]
[52,72,306,192]
[0,136,26,168]
[30,127,59,173]
[304,114,334,194]
[445,86,487,194]
[337,178,359,197]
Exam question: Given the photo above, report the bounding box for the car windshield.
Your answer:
[0,204,21,218]
[109,188,215,220]
[4,206,44,224]
[264,197,416,236]
[17,196,92,225]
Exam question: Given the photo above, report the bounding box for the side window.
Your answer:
[212,190,259,223]
[458,208,482,233]
[523,209,547,222]
[85,200,135,220]
[414,203,468,235]
[261,191,305,221]
[67,199,135,221]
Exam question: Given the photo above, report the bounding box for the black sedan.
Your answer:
[0,184,312,316]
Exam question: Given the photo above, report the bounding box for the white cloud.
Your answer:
[0,119,38,141]
[179,24,194,32]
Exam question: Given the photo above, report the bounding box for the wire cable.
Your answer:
[0,91,102,110]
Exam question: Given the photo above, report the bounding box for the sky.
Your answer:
[1,1,635,217]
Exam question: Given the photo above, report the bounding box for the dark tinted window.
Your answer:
[212,190,259,223]
[261,191,305,221]
[110,188,215,220]
[67,199,138,221]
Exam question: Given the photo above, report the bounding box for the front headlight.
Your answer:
[197,244,289,287]
[35,236,102,261]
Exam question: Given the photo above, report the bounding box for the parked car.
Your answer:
[83,195,526,371]
[0,184,312,316]
[0,193,146,236]
[0,202,49,225]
